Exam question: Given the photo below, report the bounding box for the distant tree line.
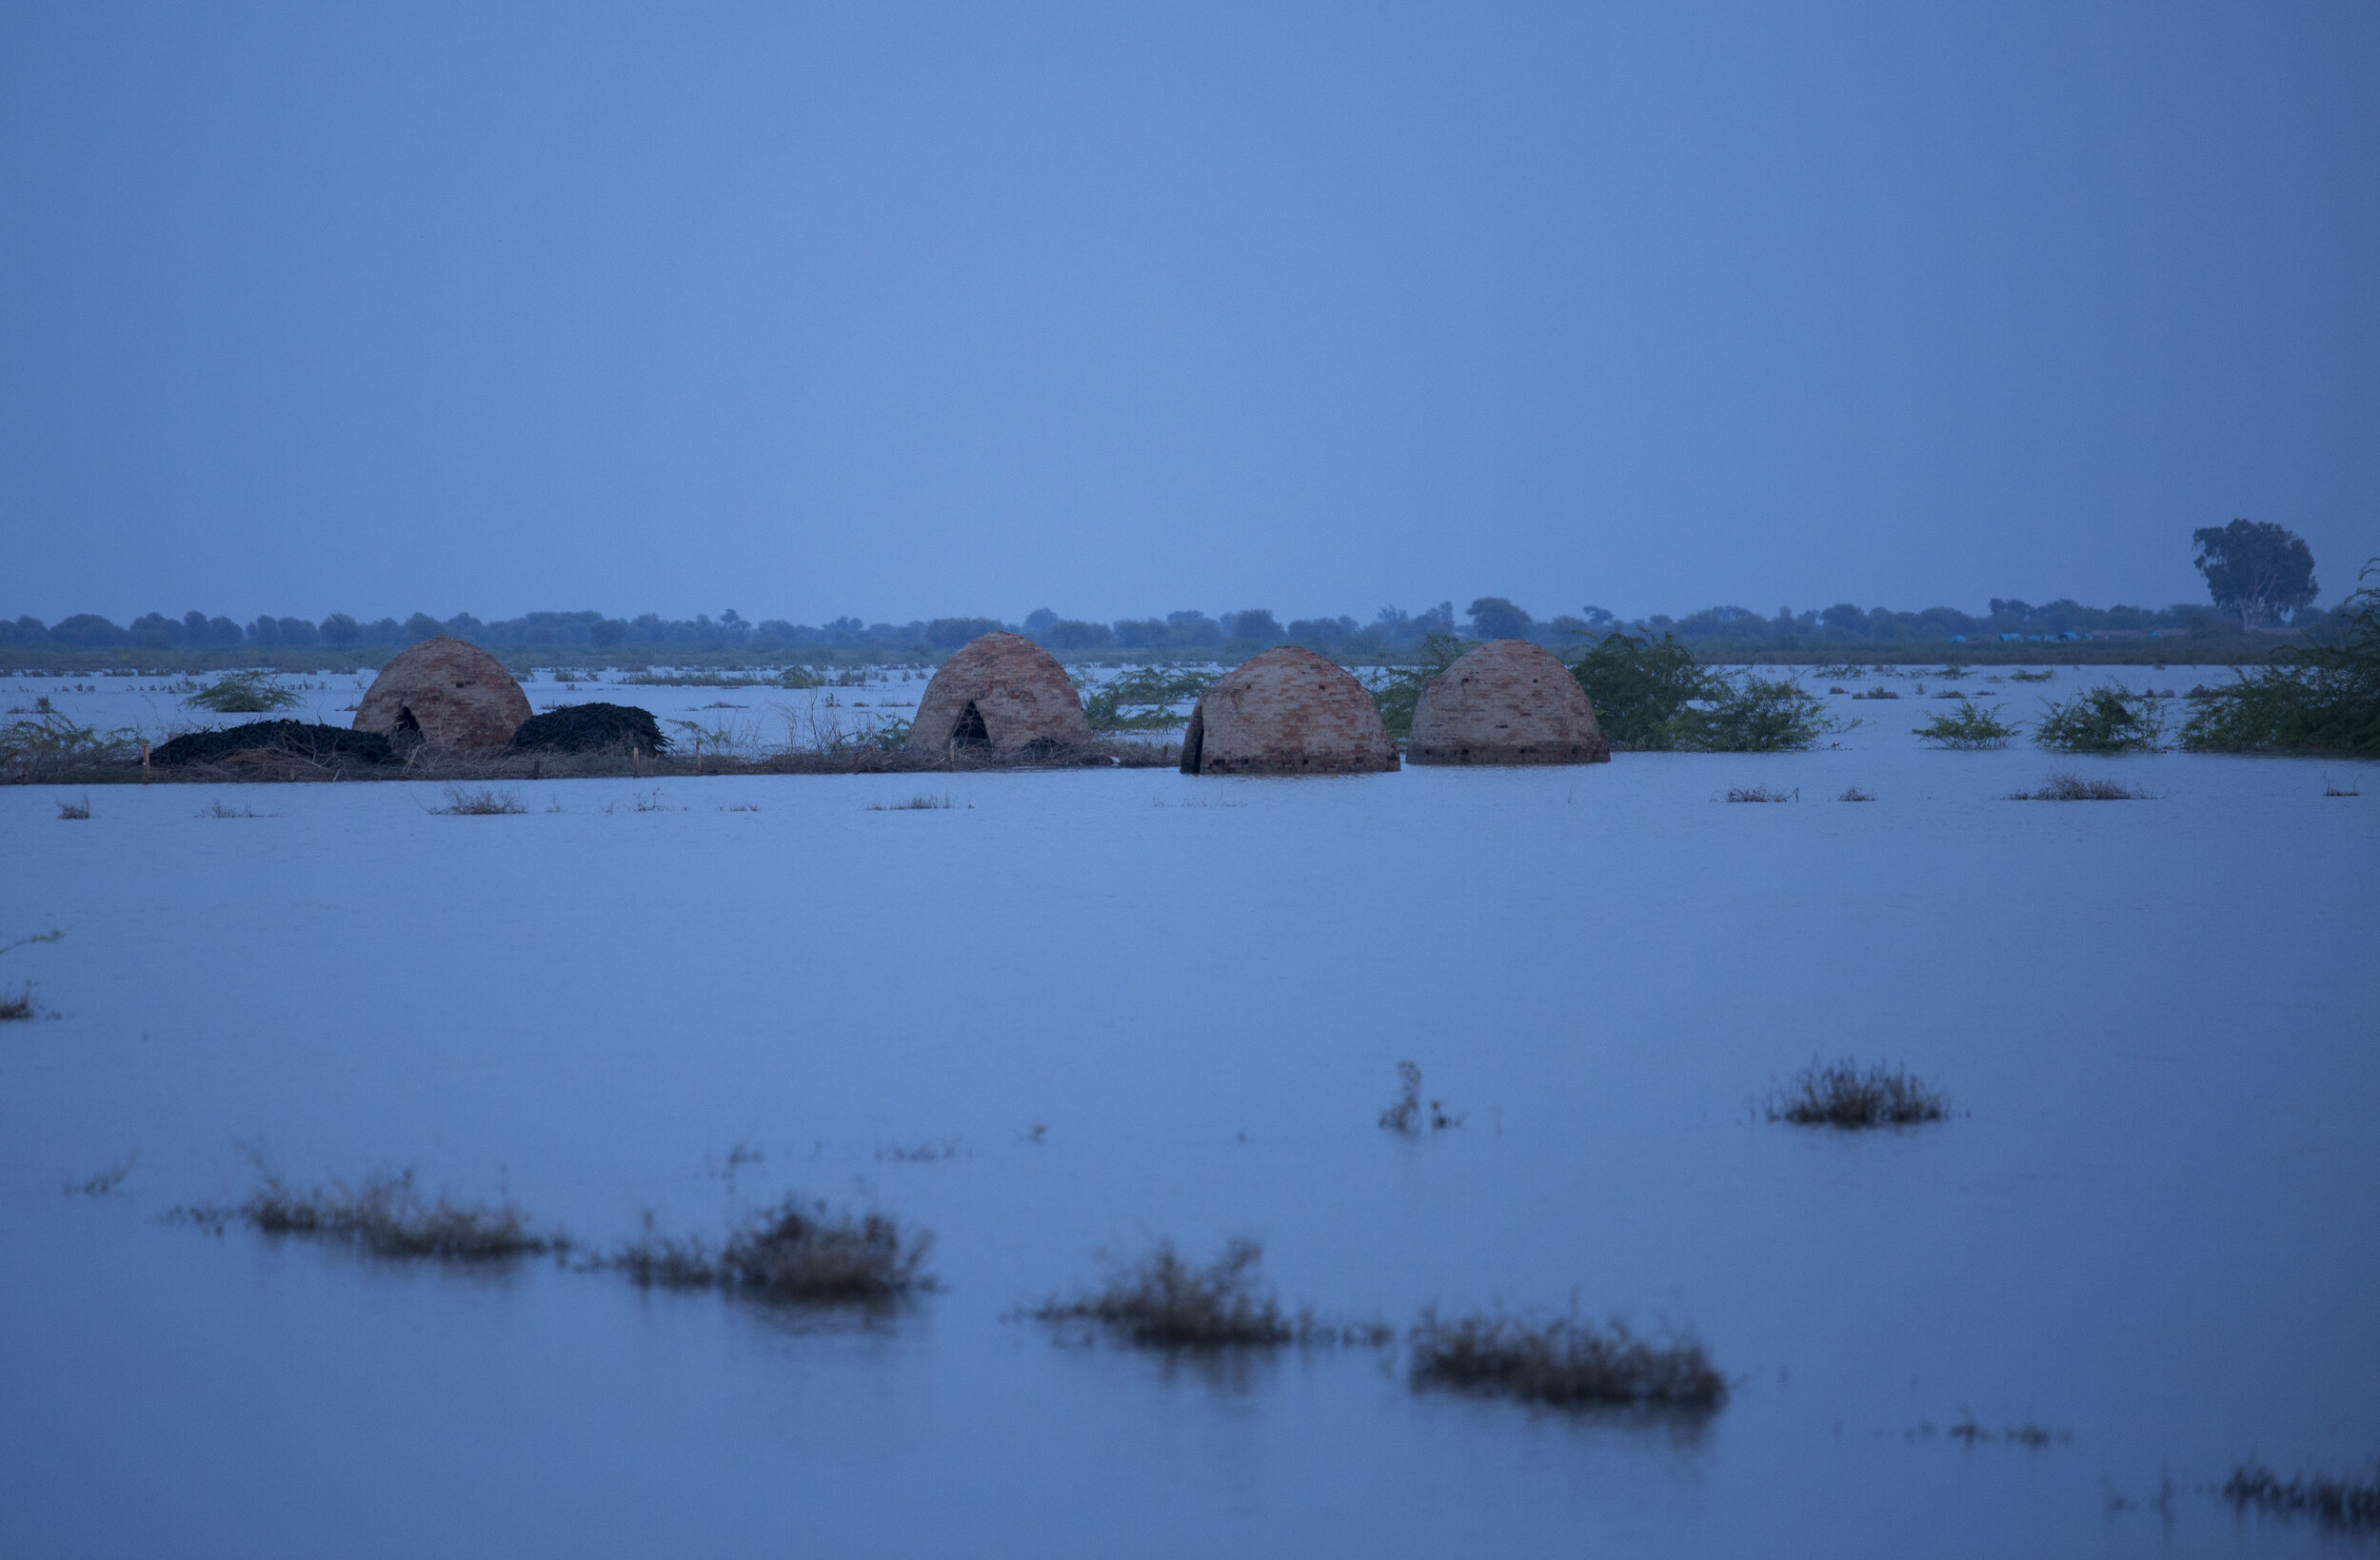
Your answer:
[0,593,2325,657]
[0,518,2334,657]
[0,592,2328,658]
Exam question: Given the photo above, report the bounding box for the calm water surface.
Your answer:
[3,670,2374,1557]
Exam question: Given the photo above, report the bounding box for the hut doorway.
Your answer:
[950,701,990,747]
[391,704,423,754]
[1179,708,1204,774]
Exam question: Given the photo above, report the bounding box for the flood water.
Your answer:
[3,667,2374,1556]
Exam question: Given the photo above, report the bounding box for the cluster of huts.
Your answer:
[329,631,1610,773]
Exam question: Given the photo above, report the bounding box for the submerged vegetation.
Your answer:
[1914,702,2017,748]
[1378,1060,1459,1135]
[1031,1238,1390,1349]
[1671,673,1836,752]
[2181,560,2380,757]
[2223,1459,2380,1533]
[1034,1238,1296,1347]
[1081,665,1217,731]
[197,1162,563,1260]
[1564,631,1709,747]
[1365,635,1472,739]
[1564,632,1837,751]
[1767,1059,1949,1128]
[1408,1309,1726,1412]
[2033,683,2167,753]
[0,929,63,1022]
[429,783,526,816]
[2003,771,2154,801]
[611,1196,935,1303]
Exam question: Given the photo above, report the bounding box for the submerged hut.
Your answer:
[907,632,1093,757]
[1180,646,1398,776]
[1408,639,1610,765]
[352,637,531,751]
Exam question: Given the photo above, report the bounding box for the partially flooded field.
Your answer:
[3,676,2373,1557]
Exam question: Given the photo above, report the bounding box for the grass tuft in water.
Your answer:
[1378,1060,1459,1135]
[65,1150,139,1196]
[2223,1459,2380,1532]
[57,797,90,819]
[1723,785,1796,802]
[868,793,952,811]
[430,783,526,816]
[223,1162,559,1259]
[610,1195,933,1302]
[2003,770,2154,801]
[1766,1058,1949,1128]
[1031,1238,1385,1348]
[0,930,62,1021]
[1408,1308,1727,1411]
[1838,785,1875,801]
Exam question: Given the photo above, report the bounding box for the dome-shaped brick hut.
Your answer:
[1180,645,1398,776]
[907,631,1093,757]
[353,637,531,751]
[1409,639,1611,765]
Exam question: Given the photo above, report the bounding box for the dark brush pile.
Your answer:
[151,721,392,767]
[509,702,669,755]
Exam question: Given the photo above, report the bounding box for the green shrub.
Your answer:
[2182,561,2379,757]
[1367,635,1471,739]
[183,672,301,713]
[1669,674,1835,752]
[1914,702,2017,748]
[1083,665,1217,731]
[1565,631,1715,749]
[1,712,138,763]
[2033,683,2166,752]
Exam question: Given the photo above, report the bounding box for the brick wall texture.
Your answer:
[1408,639,1610,765]
[907,632,1093,755]
[1181,645,1398,775]
[353,637,532,749]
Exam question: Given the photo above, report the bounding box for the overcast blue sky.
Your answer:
[4,2,2375,626]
